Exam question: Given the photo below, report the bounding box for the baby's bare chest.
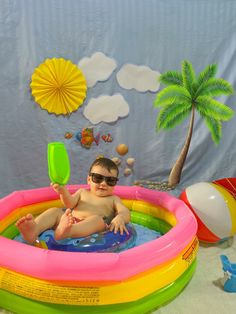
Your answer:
[74,194,115,217]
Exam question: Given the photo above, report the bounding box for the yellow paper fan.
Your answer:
[30,58,87,115]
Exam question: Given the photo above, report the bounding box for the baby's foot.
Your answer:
[54,208,74,240]
[15,214,38,244]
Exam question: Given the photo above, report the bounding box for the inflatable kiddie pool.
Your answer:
[0,185,198,314]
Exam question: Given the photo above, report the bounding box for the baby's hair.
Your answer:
[89,157,119,177]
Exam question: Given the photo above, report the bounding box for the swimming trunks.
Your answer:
[61,208,84,224]
[73,217,84,224]
[73,216,109,230]
[62,208,113,230]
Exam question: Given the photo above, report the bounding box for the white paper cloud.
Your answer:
[117,64,161,92]
[83,94,129,124]
[78,52,117,87]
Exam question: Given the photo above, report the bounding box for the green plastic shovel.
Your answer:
[47,142,70,185]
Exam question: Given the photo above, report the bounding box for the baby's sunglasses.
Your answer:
[89,172,119,186]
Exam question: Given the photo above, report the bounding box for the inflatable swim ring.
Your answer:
[15,224,137,252]
[0,185,198,314]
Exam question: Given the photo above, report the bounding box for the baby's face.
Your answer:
[87,165,118,197]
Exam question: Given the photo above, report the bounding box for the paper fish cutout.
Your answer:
[102,133,113,143]
[75,128,100,149]
[64,132,74,139]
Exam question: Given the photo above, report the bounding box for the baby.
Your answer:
[16,157,131,244]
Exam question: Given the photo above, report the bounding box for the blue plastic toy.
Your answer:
[15,224,137,253]
[220,255,236,292]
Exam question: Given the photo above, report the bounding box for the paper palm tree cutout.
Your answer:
[30,58,87,115]
[154,60,234,187]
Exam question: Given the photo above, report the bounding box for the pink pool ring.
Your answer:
[0,185,198,313]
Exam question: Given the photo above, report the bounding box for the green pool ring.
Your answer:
[47,142,70,185]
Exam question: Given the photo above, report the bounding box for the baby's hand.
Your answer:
[50,183,66,195]
[109,214,129,235]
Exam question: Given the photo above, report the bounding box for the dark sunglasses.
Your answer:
[89,172,119,186]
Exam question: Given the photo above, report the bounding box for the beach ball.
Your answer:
[180,181,236,243]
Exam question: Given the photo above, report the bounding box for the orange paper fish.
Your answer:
[76,128,100,148]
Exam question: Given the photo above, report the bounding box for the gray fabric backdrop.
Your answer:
[0,0,235,198]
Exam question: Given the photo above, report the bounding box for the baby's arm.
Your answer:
[51,184,81,209]
[110,196,131,235]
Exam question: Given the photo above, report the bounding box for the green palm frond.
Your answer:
[157,103,192,130]
[159,71,183,86]
[204,116,222,145]
[154,60,234,147]
[195,78,234,98]
[154,85,191,107]
[196,96,234,121]
[196,64,217,87]
[181,60,196,95]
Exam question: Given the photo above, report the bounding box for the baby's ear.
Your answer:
[87,175,91,184]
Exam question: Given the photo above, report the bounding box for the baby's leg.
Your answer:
[15,214,38,244]
[15,207,64,244]
[54,209,74,240]
[55,214,106,240]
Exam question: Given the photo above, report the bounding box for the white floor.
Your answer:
[1,237,236,314]
[153,236,236,314]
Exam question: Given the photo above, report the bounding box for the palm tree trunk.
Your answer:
[168,106,195,187]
